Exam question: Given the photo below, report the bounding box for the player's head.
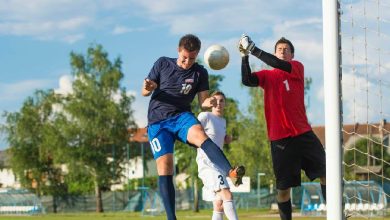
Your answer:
[177,34,201,70]
[211,91,226,116]
[274,37,294,61]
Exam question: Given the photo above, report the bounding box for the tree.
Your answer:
[228,87,272,188]
[1,90,68,212]
[54,44,136,212]
[344,137,390,181]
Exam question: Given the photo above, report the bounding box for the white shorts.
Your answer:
[198,161,230,202]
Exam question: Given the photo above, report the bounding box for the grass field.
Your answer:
[0,210,388,220]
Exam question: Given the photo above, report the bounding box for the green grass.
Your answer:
[0,210,388,220]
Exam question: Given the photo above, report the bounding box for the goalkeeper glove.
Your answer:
[239,34,255,53]
[238,42,249,57]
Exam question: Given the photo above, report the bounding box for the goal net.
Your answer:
[331,0,390,218]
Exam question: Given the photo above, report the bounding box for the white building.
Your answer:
[0,150,20,188]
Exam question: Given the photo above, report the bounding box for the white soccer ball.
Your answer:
[203,44,229,70]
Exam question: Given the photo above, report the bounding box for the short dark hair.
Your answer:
[274,37,294,54]
[211,90,226,100]
[178,34,201,52]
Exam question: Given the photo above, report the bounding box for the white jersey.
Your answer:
[196,112,229,201]
[198,112,226,149]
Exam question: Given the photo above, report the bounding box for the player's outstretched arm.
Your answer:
[142,78,157,96]
[238,35,258,87]
[241,55,258,87]
[239,34,292,73]
[198,90,216,110]
[251,48,292,73]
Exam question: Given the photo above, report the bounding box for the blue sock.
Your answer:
[158,175,176,220]
[200,138,232,175]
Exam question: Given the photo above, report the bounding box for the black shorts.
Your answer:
[271,130,326,190]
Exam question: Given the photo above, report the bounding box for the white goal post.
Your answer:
[323,1,344,219]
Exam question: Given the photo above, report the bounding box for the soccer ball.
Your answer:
[203,44,229,70]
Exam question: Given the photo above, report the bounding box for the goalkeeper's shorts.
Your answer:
[270,130,326,190]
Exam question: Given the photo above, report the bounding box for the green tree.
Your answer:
[228,87,272,188]
[1,90,68,212]
[54,44,136,212]
[344,137,390,181]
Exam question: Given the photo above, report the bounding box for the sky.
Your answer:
[0,0,389,150]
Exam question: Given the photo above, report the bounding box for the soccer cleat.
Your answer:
[228,166,245,186]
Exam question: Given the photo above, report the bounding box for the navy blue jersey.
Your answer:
[147,57,209,125]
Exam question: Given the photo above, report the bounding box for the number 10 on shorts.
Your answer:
[150,138,162,154]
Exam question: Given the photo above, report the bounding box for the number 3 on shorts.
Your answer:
[218,175,224,185]
[150,138,162,154]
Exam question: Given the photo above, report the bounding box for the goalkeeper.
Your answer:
[238,35,326,220]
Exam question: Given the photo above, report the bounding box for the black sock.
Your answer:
[200,138,232,175]
[277,199,292,220]
[321,184,326,202]
[158,175,176,220]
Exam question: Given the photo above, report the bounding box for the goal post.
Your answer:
[322,0,344,219]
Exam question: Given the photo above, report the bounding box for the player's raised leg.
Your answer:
[187,124,245,186]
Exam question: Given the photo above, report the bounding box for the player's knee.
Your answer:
[156,154,174,175]
[187,125,208,146]
[277,189,291,202]
[213,200,224,212]
[220,189,233,200]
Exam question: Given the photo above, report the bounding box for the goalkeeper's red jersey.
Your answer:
[254,60,312,141]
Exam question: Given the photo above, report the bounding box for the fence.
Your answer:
[3,182,388,216]
[36,188,277,213]
[0,188,44,215]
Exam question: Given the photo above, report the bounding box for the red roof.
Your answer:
[312,120,389,146]
[128,127,148,143]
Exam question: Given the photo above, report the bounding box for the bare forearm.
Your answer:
[142,89,152,96]
[142,79,157,96]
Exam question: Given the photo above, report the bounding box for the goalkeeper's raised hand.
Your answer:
[239,34,255,53]
[238,43,249,57]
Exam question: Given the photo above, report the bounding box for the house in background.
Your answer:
[312,120,389,149]
[0,127,158,190]
[312,119,390,180]
[0,150,20,188]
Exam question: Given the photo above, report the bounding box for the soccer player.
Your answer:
[142,34,245,220]
[238,35,326,220]
[197,91,238,220]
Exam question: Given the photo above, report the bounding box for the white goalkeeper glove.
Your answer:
[239,34,255,53]
[238,42,249,57]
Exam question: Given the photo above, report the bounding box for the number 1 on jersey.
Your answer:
[283,80,290,91]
